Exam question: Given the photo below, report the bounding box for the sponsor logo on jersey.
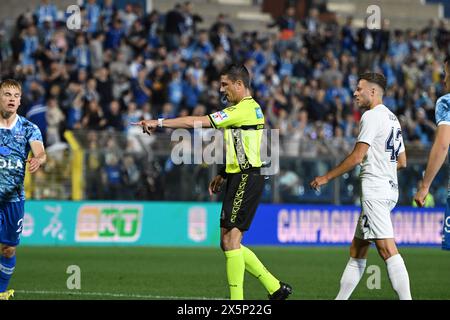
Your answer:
[0,158,23,170]
[388,114,397,121]
[255,107,263,119]
[14,132,26,142]
[389,180,398,189]
[211,111,229,123]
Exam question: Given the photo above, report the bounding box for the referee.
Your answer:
[133,64,292,300]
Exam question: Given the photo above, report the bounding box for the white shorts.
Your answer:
[355,199,397,240]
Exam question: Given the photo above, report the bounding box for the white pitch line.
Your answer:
[15,290,225,300]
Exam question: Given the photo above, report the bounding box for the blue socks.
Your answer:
[0,255,16,292]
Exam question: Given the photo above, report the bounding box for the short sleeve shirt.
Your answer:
[357,104,405,201]
[208,97,265,173]
[0,115,43,202]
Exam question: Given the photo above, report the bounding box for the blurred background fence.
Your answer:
[25,129,448,207]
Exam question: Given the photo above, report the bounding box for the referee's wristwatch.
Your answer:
[157,118,164,128]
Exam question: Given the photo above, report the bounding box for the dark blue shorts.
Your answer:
[0,200,25,247]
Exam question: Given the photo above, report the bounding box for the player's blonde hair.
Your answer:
[0,79,22,93]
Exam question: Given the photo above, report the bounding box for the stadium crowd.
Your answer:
[0,0,448,202]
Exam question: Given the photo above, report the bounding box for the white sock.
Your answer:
[386,254,412,300]
[335,257,367,300]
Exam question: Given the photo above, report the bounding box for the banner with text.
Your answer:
[245,204,444,246]
[21,201,221,246]
[21,201,444,246]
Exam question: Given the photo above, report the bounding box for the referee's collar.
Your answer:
[238,96,253,103]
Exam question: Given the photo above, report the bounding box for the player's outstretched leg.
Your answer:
[375,239,412,300]
[0,246,16,300]
[336,237,370,300]
[241,245,292,300]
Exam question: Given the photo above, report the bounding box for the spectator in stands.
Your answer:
[45,97,65,146]
[149,65,168,108]
[89,32,105,70]
[102,153,122,200]
[193,30,213,67]
[21,25,39,67]
[94,67,113,112]
[302,7,321,37]
[341,16,357,56]
[109,51,131,99]
[164,4,185,51]
[85,0,101,34]
[105,18,125,50]
[35,0,57,28]
[412,107,436,145]
[132,68,152,107]
[321,57,343,89]
[279,168,301,201]
[436,19,450,51]
[268,6,297,42]
[357,26,376,72]
[210,13,234,36]
[373,19,391,57]
[81,100,106,130]
[105,99,124,131]
[211,24,233,55]
[100,0,116,29]
[181,2,203,38]
[72,34,90,70]
[167,69,184,109]
[121,155,141,199]
[84,77,100,103]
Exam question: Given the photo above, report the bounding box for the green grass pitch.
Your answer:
[10,246,450,300]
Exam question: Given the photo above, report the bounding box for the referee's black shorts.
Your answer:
[220,170,265,231]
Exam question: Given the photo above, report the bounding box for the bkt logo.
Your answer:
[0,159,23,170]
[75,205,142,242]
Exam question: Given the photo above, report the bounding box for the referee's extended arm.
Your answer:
[131,116,212,134]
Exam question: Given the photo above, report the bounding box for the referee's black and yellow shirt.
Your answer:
[207,96,264,174]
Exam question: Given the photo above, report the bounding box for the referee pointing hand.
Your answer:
[132,64,292,300]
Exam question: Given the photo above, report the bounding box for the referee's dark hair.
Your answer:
[358,72,387,93]
[222,64,251,88]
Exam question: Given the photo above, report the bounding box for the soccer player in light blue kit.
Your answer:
[414,56,450,250]
[0,79,46,300]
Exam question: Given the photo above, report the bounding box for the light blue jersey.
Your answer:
[0,115,43,202]
[435,93,450,250]
[435,93,450,197]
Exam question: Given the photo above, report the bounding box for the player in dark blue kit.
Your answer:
[0,79,46,300]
